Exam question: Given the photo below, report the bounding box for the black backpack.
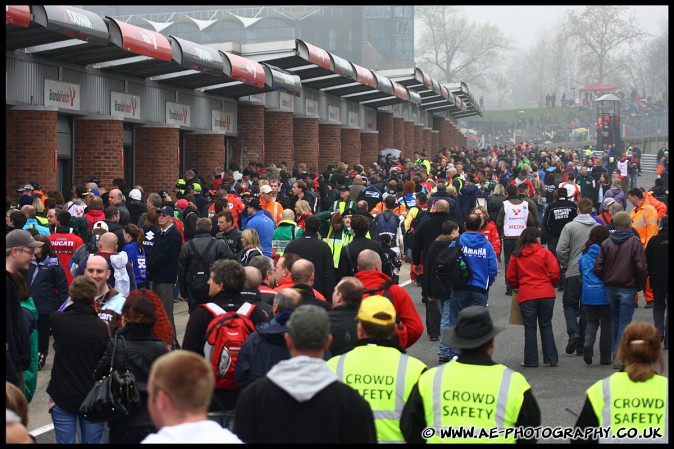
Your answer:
[187,238,216,297]
[434,243,472,289]
[403,207,429,249]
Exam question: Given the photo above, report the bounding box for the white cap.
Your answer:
[92,221,109,232]
[128,188,142,201]
[260,185,272,194]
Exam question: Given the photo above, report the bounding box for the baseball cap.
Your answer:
[92,221,109,232]
[248,198,261,209]
[442,305,504,349]
[128,188,142,201]
[76,186,90,197]
[556,187,568,200]
[241,191,252,197]
[6,229,45,249]
[176,199,189,210]
[16,184,34,193]
[339,185,350,192]
[356,295,397,326]
[260,185,272,194]
[602,197,616,209]
[287,305,330,349]
[158,206,174,216]
[89,177,101,185]
[158,190,171,200]
[342,208,356,217]
[90,188,100,197]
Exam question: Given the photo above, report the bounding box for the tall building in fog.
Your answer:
[79,5,414,70]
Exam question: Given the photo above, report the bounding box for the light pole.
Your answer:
[519,110,525,145]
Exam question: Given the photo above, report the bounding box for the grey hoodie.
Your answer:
[266,355,338,402]
[557,214,599,278]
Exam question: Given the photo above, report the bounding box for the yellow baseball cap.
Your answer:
[356,295,396,326]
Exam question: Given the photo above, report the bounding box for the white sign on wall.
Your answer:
[212,109,235,133]
[44,79,80,111]
[166,101,191,127]
[111,91,141,120]
[305,99,318,117]
[280,92,294,112]
[328,105,340,123]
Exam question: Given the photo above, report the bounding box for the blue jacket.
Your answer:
[458,184,487,220]
[578,244,608,306]
[24,255,69,315]
[457,231,498,291]
[23,219,50,236]
[122,241,146,286]
[246,210,276,257]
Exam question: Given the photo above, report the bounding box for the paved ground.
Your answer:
[28,169,666,443]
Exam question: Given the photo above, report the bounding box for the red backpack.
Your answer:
[201,302,256,390]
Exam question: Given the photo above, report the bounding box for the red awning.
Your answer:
[6,5,30,27]
[422,71,432,89]
[221,52,266,88]
[579,82,619,93]
[393,82,409,101]
[108,18,172,61]
[352,63,375,88]
[298,40,332,70]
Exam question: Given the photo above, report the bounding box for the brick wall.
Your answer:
[74,118,124,189]
[414,124,423,155]
[360,131,379,167]
[431,130,440,152]
[265,110,294,166]
[231,104,265,168]
[435,117,451,149]
[423,128,432,154]
[377,111,394,150]
[340,128,360,168]
[185,134,226,182]
[135,126,179,194]
[393,116,405,155]
[319,123,342,171]
[404,121,415,161]
[6,108,58,199]
[293,117,319,171]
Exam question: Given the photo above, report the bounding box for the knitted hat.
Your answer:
[612,211,632,228]
[19,194,34,207]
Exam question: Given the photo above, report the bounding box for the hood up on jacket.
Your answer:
[266,355,338,402]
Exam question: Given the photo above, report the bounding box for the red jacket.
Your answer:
[355,270,424,349]
[84,209,105,229]
[49,231,84,285]
[480,220,501,257]
[506,243,560,303]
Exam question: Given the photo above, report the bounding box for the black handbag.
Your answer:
[79,335,141,423]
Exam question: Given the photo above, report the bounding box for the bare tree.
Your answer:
[414,5,513,91]
[565,6,645,82]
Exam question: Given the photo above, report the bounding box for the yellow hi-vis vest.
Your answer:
[325,228,353,268]
[586,372,668,444]
[417,362,530,444]
[327,345,427,443]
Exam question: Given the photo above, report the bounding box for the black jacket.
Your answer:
[284,231,336,299]
[216,227,244,259]
[424,237,454,299]
[6,271,31,374]
[412,211,453,266]
[327,304,359,355]
[293,283,332,311]
[338,236,391,280]
[93,324,166,430]
[178,232,236,307]
[47,302,110,413]
[542,199,578,237]
[126,200,147,228]
[645,229,668,292]
[147,224,182,283]
[104,219,126,252]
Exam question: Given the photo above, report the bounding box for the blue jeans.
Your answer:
[447,289,489,358]
[606,286,637,354]
[50,404,104,444]
[520,298,558,366]
[502,239,517,291]
[562,275,586,350]
[584,304,612,364]
[436,298,452,358]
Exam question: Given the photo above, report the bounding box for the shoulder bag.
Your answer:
[79,335,141,423]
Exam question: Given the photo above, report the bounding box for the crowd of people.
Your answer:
[5,140,669,443]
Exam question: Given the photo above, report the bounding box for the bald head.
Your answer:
[434,199,449,213]
[357,249,382,272]
[291,258,314,285]
[20,205,36,219]
[98,232,118,252]
[243,265,262,289]
[281,209,295,221]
